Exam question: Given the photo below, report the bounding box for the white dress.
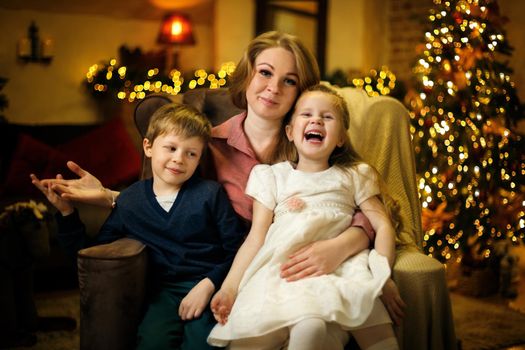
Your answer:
[208,162,392,347]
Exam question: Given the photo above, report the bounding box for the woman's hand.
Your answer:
[280,227,370,282]
[31,173,74,216]
[210,288,236,324]
[39,161,114,208]
[179,278,215,321]
[380,278,406,325]
[280,239,344,281]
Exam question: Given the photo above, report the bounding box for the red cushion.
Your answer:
[57,118,141,188]
[3,134,70,196]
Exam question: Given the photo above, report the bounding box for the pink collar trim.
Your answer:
[212,112,256,159]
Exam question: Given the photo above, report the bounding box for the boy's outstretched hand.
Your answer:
[179,278,215,321]
[30,173,74,216]
[210,289,236,325]
[37,161,112,207]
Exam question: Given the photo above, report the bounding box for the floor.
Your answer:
[446,243,525,350]
[500,268,525,350]
[508,247,525,314]
[484,244,525,350]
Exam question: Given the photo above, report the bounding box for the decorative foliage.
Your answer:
[404,0,525,266]
[422,201,456,234]
[0,200,51,260]
[0,200,50,223]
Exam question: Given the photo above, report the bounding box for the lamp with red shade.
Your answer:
[157,13,196,72]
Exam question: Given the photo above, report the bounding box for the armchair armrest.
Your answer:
[392,248,457,350]
[77,238,148,350]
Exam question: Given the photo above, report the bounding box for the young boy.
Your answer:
[31,103,245,350]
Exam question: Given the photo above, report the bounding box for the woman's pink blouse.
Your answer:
[208,112,375,241]
[209,112,258,222]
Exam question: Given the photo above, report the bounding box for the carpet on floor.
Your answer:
[8,290,525,350]
[451,292,525,350]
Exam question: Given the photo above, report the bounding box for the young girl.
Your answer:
[208,84,399,350]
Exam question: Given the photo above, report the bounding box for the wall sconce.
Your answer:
[18,21,54,64]
[157,13,196,72]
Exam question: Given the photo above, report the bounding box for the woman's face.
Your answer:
[245,47,299,122]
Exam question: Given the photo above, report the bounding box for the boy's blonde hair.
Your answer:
[145,103,211,144]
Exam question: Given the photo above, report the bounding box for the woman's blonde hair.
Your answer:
[229,31,321,163]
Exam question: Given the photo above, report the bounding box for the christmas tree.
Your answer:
[404,0,525,266]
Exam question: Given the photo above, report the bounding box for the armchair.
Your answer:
[76,87,456,350]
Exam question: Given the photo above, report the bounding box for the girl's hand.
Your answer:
[210,288,236,324]
[39,161,114,207]
[179,278,215,320]
[380,278,406,326]
[31,173,74,216]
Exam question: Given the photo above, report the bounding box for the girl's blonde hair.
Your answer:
[145,103,211,144]
[229,31,321,164]
[288,84,402,233]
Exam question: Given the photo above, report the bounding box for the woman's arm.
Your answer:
[210,199,273,324]
[34,161,118,208]
[280,226,369,281]
[280,209,374,281]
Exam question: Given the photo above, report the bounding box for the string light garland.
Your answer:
[351,66,398,97]
[324,66,403,99]
[405,0,525,266]
[85,59,236,103]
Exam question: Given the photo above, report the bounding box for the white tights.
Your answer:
[228,317,349,350]
[227,319,398,350]
[351,324,399,350]
[288,318,326,350]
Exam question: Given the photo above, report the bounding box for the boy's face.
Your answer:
[143,131,204,194]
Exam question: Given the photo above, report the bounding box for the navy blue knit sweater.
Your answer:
[56,176,246,288]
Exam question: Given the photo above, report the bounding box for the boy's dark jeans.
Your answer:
[136,279,219,350]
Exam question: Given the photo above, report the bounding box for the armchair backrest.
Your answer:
[134,87,423,248]
[134,89,243,137]
[335,86,422,248]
